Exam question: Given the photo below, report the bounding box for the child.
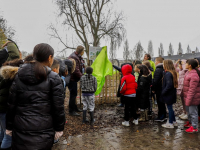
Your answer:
[174,59,188,120]
[137,65,152,121]
[120,64,138,126]
[51,59,60,74]
[183,59,200,133]
[152,57,167,122]
[161,60,178,129]
[134,64,141,82]
[80,67,97,125]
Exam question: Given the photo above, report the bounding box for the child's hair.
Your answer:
[135,60,142,65]
[3,59,24,67]
[136,64,141,69]
[143,60,151,69]
[51,59,60,70]
[86,67,93,79]
[141,65,150,76]
[24,54,34,63]
[145,54,151,60]
[163,60,178,88]
[155,57,164,63]
[186,59,200,77]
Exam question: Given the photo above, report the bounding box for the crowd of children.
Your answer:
[1,40,200,149]
[119,55,200,133]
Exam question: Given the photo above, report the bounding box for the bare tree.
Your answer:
[0,15,15,39]
[177,42,183,54]
[186,45,191,53]
[195,47,199,53]
[109,38,117,63]
[168,43,174,55]
[130,41,145,60]
[147,40,154,57]
[123,39,130,62]
[159,43,164,56]
[49,0,126,64]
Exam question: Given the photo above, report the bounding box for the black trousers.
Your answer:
[68,81,78,112]
[124,96,137,121]
[156,91,166,118]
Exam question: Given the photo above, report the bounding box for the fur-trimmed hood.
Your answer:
[0,66,19,80]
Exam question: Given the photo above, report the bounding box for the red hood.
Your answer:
[121,64,132,76]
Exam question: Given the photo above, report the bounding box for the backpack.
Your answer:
[0,48,9,67]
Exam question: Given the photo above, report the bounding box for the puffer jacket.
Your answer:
[182,69,200,106]
[64,58,76,86]
[161,71,177,105]
[0,66,18,113]
[6,63,65,150]
[137,73,152,109]
[152,63,164,92]
[174,59,188,95]
[68,52,83,82]
[120,64,137,95]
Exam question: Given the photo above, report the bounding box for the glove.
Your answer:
[6,130,12,136]
[54,131,63,141]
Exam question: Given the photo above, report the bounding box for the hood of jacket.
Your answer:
[18,63,51,85]
[156,63,163,68]
[121,64,132,76]
[0,66,19,80]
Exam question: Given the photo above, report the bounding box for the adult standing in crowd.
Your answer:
[68,46,85,116]
[6,43,65,150]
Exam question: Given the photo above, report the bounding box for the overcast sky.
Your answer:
[1,0,200,58]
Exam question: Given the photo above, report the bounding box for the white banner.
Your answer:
[89,46,102,60]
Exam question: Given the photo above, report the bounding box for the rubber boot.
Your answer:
[82,110,89,123]
[145,109,149,121]
[90,111,95,125]
[139,111,145,122]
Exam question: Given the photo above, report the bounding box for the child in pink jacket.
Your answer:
[174,59,188,119]
[182,59,200,133]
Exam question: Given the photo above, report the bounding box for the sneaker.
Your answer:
[185,126,198,133]
[155,115,166,122]
[180,114,188,120]
[133,119,139,125]
[184,121,191,128]
[118,103,124,107]
[154,100,157,105]
[173,121,178,127]
[179,113,185,118]
[122,121,130,126]
[162,123,174,129]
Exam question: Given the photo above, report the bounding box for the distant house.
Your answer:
[152,52,200,61]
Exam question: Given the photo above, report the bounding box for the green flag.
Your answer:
[91,46,113,95]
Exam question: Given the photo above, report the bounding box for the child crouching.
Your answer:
[120,64,138,126]
[80,67,97,125]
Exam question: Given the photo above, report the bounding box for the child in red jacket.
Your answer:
[120,64,138,126]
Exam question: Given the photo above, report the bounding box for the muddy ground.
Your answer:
[52,99,200,150]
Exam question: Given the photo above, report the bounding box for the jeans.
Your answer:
[186,106,198,129]
[68,81,78,112]
[0,113,12,148]
[156,91,166,118]
[167,104,176,124]
[124,96,137,121]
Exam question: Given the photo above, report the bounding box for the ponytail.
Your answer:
[33,43,54,80]
[195,68,200,78]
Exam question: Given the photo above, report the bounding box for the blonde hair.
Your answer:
[163,60,178,88]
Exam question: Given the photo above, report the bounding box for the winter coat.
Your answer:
[174,59,188,95]
[64,58,76,86]
[152,63,164,92]
[120,64,137,95]
[182,69,200,106]
[0,66,18,113]
[6,63,65,150]
[161,71,177,105]
[80,74,97,93]
[68,52,83,82]
[148,60,156,79]
[137,74,152,109]
[3,42,20,61]
[113,63,134,97]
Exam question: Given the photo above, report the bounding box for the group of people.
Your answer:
[0,39,200,150]
[0,41,97,150]
[117,53,200,134]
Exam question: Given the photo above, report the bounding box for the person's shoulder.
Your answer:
[49,70,60,79]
